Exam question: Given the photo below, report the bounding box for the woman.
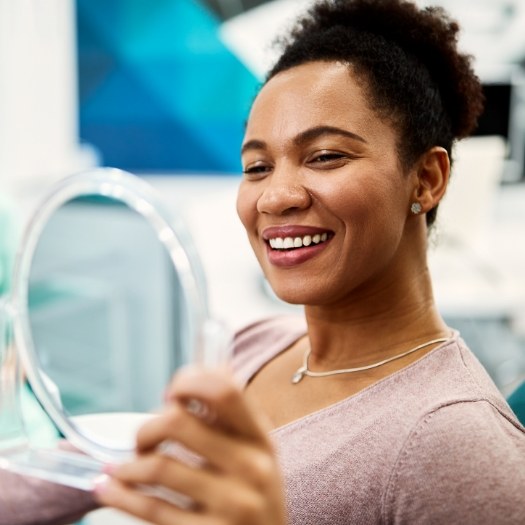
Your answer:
[3,1,522,524]
[93,0,524,523]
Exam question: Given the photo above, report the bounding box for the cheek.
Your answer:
[320,181,379,226]
[326,171,407,242]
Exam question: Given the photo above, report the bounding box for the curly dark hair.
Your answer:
[267,0,484,226]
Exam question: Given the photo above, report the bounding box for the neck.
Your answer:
[303,267,449,369]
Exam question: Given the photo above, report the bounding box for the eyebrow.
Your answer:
[295,125,367,146]
[241,125,367,156]
[241,139,266,155]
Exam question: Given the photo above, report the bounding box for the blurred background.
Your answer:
[0,1,525,522]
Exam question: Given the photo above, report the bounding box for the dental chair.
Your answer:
[508,382,525,426]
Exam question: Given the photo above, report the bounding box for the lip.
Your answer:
[261,225,334,268]
[262,225,332,240]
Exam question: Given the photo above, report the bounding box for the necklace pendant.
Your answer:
[291,366,306,384]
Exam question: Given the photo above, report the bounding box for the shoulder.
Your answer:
[393,334,514,418]
[382,400,525,524]
[232,315,306,354]
[229,315,306,385]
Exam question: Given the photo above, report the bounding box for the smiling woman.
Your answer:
[11,1,525,524]
[238,60,421,305]
[93,1,525,524]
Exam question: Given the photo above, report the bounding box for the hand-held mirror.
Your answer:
[0,168,228,489]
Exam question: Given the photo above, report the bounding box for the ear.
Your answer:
[411,146,450,213]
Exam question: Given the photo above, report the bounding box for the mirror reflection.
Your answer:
[27,195,182,422]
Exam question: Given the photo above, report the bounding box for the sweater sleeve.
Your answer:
[0,470,98,525]
[382,400,525,525]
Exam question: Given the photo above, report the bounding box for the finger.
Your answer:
[136,405,276,488]
[110,453,224,506]
[164,367,268,441]
[94,477,224,525]
[111,453,265,518]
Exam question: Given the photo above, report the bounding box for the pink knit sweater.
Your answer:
[232,316,525,524]
[2,316,524,524]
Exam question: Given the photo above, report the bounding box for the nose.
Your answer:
[256,168,312,216]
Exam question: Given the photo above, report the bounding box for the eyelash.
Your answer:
[307,151,356,170]
[242,164,271,177]
[310,152,345,163]
[242,151,354,177]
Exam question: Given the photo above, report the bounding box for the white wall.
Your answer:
[0,0,96,198]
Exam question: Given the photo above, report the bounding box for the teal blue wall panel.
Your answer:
[77,0,260,172]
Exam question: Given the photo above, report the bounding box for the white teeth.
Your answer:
[283,237,294,249]
[268,233,330,250]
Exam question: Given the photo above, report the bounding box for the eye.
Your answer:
[242,161,272,179]
[307,151,350,169]
[312,153,344,162]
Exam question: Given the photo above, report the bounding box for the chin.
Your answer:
[263,277,304,305]
[265,278,331,307]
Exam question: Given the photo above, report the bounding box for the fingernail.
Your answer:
[102,463,118,475]
[185,398,217,423]
[93,473,110,496]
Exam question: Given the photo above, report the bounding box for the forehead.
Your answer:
[245,61,390,141]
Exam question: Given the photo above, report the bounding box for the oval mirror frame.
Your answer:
[11,168,210,463]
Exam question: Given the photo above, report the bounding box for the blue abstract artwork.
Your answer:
[77,0,260,173]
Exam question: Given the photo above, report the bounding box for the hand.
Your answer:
[94,367,287,525]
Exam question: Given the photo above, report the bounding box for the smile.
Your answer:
[268,233,329,250]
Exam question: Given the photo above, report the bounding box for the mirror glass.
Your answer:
[0,169,228,488]
[8,169,219,466]
[27,195,182,444]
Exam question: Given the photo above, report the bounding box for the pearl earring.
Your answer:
[410,202,422,214]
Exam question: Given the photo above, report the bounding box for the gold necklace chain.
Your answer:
[291,337,449,384]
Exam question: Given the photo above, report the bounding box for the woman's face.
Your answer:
[237,61,419,307]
